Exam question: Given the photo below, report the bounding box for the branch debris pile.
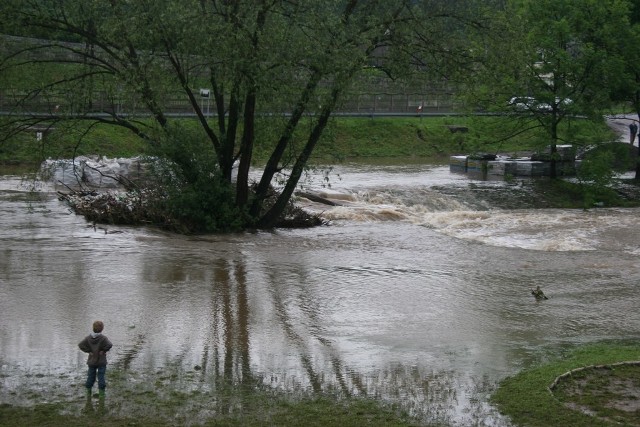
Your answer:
[59,187,327,231]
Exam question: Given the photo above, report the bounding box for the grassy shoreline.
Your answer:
[2,341,638,426]
[0,395,419,427]
[492,341,640,427]
[0,366,420,427]
[0,115,617,166]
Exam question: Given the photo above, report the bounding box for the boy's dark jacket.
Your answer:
[78,334,113,367]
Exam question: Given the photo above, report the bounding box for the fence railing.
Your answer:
[0,89,462,117]
[1,35,463,117]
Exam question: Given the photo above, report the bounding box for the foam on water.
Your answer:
[305,171,640,253]
[330,198,640,253]
[415,210,601,251]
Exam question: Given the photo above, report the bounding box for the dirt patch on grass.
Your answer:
[550,362,640,426]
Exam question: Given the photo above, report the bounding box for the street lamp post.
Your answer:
[199,88,210,116]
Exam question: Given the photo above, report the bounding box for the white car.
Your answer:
[508,96,572,113]
[508,96,538,111]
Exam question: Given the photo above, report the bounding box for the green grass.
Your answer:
[0,120,149,167]
[491,341,640,427]
[0,389,419,427]
[4,341,638,427]
[315,116,459,159]
[1,115,615,166]
[0,365,421,427]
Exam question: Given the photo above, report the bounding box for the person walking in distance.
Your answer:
[78,320,113,398]
[629,122,638,145]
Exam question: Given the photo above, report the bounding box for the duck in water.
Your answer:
[531,286,548,300]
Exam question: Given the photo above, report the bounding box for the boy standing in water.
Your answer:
[78,320,113,398]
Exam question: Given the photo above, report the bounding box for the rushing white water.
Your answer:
[301,163,640,253]
[1,164,640,426]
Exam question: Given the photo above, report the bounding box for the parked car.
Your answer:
[508,96,573,113]
[508,96,538,111]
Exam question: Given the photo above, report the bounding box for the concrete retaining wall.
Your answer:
[451,152,577,178]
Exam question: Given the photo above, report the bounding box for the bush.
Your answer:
[577,142,634,207]
[149,126,247,233]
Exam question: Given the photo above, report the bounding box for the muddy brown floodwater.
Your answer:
[1,162,640,426]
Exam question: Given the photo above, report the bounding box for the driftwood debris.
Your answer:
[295,191,341,206]
[59,186,328,231]
[58,189,159,226]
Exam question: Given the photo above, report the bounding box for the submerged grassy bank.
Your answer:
[0,395,418,427]
[0,367,420,427]
[2,341,638,426]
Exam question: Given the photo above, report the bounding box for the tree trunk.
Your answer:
[248,71,322,219]
[220,87,241,182]
[549,117,559,179]
[257,87,340,228]
[636,110,640,180]
[236,92,256,207]
[549,144,558,178]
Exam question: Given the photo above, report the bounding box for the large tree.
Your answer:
[469,0,631,178]
[610,0,640,178]
[0,0,481,230]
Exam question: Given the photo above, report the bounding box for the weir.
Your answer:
[450,145,577,178]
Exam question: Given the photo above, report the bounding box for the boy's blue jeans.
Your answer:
[85,366,107,390]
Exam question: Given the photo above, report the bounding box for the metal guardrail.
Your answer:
[1,35,462,117]
[0,90,460,117]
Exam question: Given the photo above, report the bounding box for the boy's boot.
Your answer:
[98,389,105,399]
[86,388,92,398]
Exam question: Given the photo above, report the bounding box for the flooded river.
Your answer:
[1,162,640,426]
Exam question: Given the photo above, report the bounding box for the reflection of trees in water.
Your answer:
[0,251,499,426]
[131,256,497,424]
[113,333,146,372]
[209,259,251,386]
[262,266,467,425]
[266,265,365,396]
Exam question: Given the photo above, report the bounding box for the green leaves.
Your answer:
[1,0,507,229]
